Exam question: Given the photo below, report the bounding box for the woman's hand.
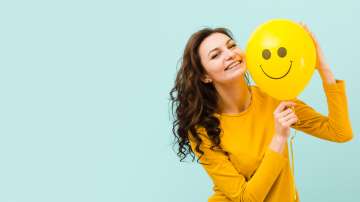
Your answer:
[299,22,329,71]
[299,22,336,84]
[273,101,298,138]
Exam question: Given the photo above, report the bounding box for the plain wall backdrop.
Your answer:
[0,0,359,201]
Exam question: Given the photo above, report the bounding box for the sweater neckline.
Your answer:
[215,86,255,117]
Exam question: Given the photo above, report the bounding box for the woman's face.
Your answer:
[198,33,246,84]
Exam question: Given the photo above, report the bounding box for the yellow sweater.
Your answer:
[189,80,353,202]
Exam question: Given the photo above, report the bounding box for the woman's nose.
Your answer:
[224,49,237,60]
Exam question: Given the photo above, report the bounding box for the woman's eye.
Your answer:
[229,43,237,48]
[211,53,219,59]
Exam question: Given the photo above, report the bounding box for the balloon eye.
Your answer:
[278,47,287,57]
[262,49,271,60]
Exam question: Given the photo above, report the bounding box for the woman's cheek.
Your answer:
[215,62,224,73]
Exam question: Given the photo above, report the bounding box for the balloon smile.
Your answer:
[260,60,293,80]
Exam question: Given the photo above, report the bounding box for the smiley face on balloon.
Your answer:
[260,46,292,80]
[246,19,317,100]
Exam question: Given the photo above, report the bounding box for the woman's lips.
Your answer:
[225,60,242,71]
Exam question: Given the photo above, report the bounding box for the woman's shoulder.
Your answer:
[249,85,278,104]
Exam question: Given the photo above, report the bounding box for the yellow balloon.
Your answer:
[245,19,316,100]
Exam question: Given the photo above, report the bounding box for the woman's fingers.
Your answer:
[299,22,319,46]
[284,117,299,127]
[278,108,293,118]
[273,101,299,136]
[274,101,296,114]
[279,113,297,124]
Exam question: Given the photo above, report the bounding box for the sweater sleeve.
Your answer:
[189,128,287,202]
[291,80,353,142]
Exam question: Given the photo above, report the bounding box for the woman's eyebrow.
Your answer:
[208,39,233,57]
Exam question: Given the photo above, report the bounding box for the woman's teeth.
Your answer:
[225,60,242,71]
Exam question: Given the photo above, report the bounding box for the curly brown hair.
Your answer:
[169,27,250,163]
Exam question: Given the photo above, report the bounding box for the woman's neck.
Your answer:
[215,76,251,114]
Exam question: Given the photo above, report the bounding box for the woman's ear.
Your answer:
[201,75,212,83]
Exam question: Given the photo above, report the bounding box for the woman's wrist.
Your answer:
[318,66,336,84]
[269,134,287,154]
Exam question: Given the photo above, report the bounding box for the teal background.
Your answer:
[0,0,359,201]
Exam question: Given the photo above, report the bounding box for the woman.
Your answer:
[169,24,353,202]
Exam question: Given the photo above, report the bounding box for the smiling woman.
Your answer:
[169,27,353,202]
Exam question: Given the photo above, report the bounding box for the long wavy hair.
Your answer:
[169,27,250,163]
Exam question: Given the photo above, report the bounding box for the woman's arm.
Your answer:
[292,23,353,142]
[189,128,287,202]
[292,80,353,142]
[300,22,336,85]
